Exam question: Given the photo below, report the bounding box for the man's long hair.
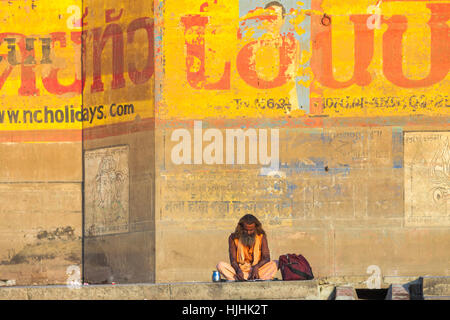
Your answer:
[232,214,266,239]
[265,1,286,17]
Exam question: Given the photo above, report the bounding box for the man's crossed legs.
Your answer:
[216,261,278,281]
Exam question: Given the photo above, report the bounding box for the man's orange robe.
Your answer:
[217,234,277,280]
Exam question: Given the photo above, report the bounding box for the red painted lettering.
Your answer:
[311,14,374,89]
[127,17,154,85]
[181,14,231,90]
[236,33,297,89]
[41,32,82,95]
[90,24,125,93]
[382,3,449,88]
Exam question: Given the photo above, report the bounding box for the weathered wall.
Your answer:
[0,0,83,285]
[155,0,449,282]
[82,0,155,284]
[0,0,155,285]
[0,0,448,286]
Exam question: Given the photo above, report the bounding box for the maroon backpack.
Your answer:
[278,254,314,281]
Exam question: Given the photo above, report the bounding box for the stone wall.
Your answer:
[154,0,450,282]
[0,0,155,285]
[82,0,155,284]
[0,0,83,285]
[0,0,448,286]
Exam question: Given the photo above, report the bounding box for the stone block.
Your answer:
[168,280,319,300]
[333,229,450,277]
[0,281,319,300]
[423,277,450,297]
[0,143,82,182]
[335,286,357,300]
[386,284,410,300]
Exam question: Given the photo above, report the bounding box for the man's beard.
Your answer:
[240,232,256,247]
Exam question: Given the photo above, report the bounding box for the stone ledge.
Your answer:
[423,296,450,300]
[0,280,320,300]
[422,276,450,298]
[2,276,448,300]
[318,276,420,289]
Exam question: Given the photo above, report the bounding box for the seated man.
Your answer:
[216,214,278,281]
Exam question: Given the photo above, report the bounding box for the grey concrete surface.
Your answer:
[0,280,319,300]
[422,276,450,300]
[1,276,448,300]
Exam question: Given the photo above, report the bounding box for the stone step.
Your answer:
[385,284,410,300]
[422,276,450,299]
[334,286,357,300]
[0,280,320,300]
[2,276,448,300]
[423,296,450,300]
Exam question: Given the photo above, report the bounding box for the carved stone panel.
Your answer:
[84,146,130,236]
[404,132,450,226]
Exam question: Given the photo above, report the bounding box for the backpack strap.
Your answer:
[279,254,290,271]
[284,264,314,280]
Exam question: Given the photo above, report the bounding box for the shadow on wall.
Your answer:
[83,243,114,284]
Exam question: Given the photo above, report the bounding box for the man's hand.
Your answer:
[248,266,260,280]
[235,268,245,281]
[231,262,245,281]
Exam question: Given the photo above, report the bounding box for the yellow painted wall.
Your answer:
[0,0,82,133]
[159,0,449,119]
[0,0,83,285]
[0,0,154,136]
[82,0,156,284]
[154,0,449,282]
[0,0,155,285]
[0,0,448,285]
